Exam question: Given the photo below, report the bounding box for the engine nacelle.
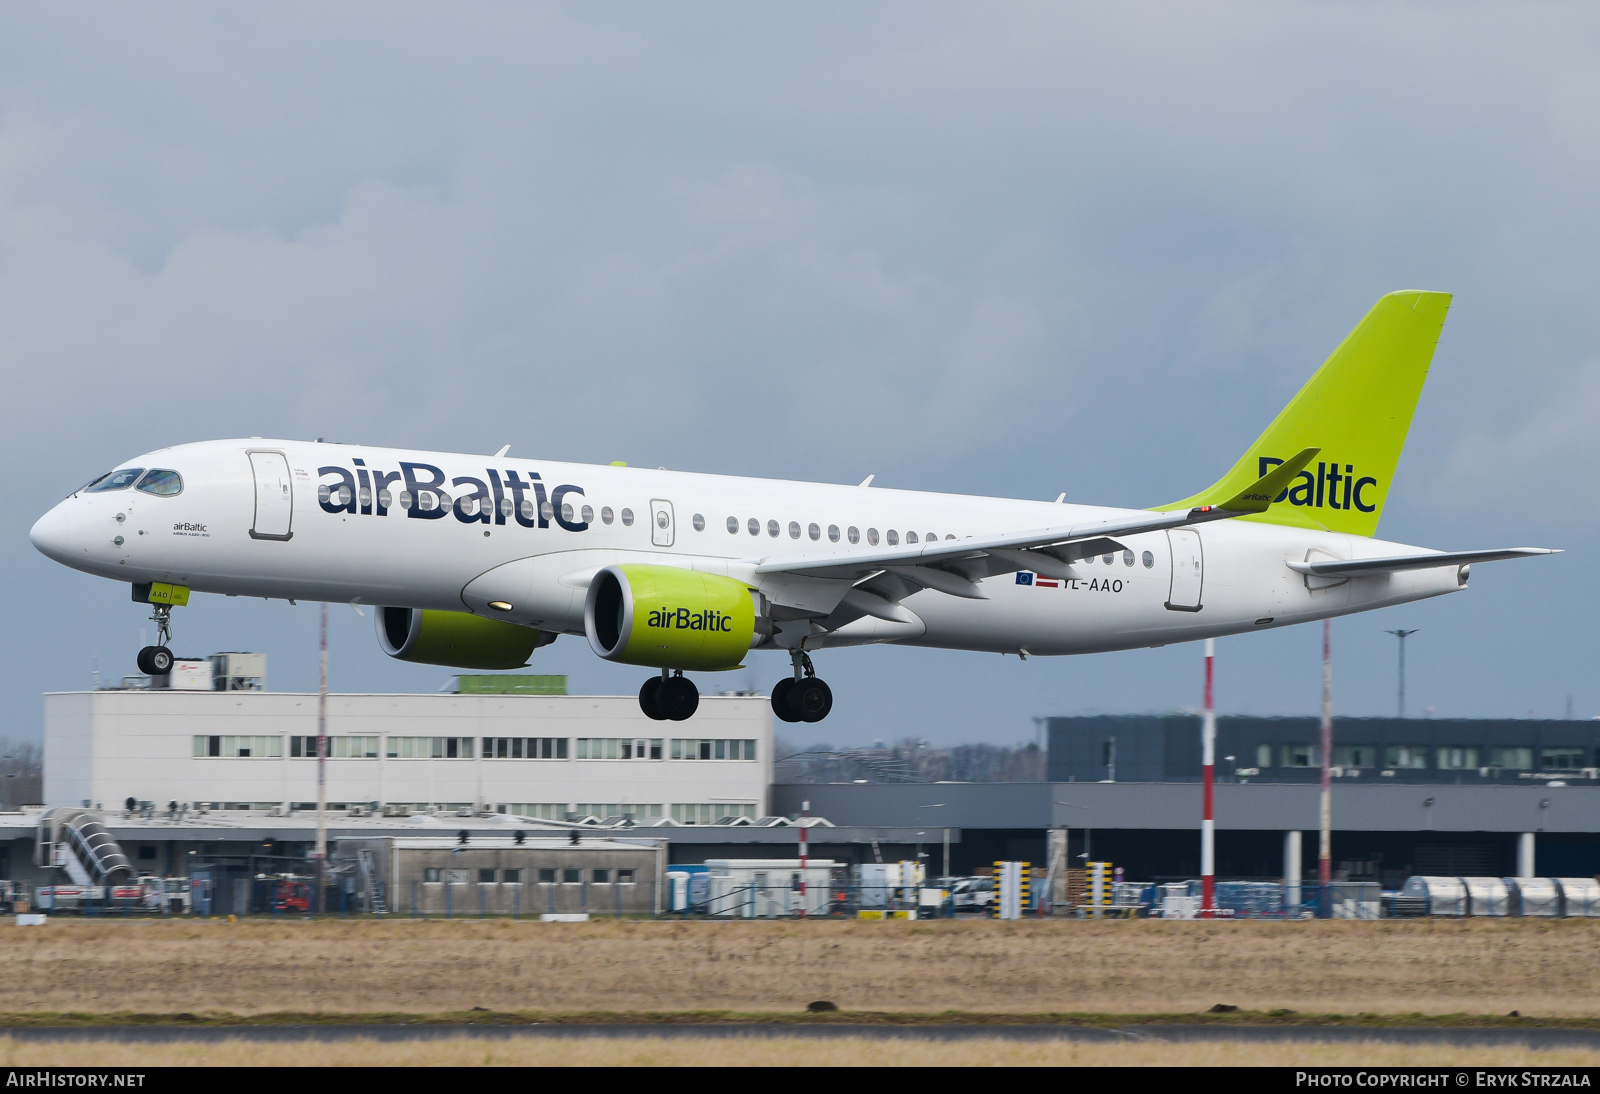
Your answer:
[584,564,756,671]
[378,607,552,670]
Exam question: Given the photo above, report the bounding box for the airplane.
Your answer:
[30,290,1558,724]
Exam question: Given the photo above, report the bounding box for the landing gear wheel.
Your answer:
[659,675,700,721]
[771,678,801,723]
[638,676,667,721]
[137,645,173,676]
[791,677,832,722]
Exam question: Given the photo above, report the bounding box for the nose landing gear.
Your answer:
[639,669,700,722]
[772,650,832,723]
[136,605,174,677]
[132,582,188,677]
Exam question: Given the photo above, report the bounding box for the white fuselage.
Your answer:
[30,439,1466,660]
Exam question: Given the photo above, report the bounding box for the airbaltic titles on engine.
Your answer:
[30,291,1559,724]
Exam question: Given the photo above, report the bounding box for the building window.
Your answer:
[385,736,477,759]
[1385,746,1429,769]
[573,804,663,820]
[503,869,522,884]
[562,869,581,884]
[478,868,496,884]
[1331,745,1376,769]
[194,735,284,759]
[137,846,157,861]
[671,803,757,824]
[593,869,611,884]
[1282,744,1316,768]
[617,869,636,885]
[670,739,757,761]
[424,868,441,882]
[538,869,556,884]
[504,803,568,820]
[1255,744,1271,768]
[575,738,662,760]
[1436,747,1479,770]
[1542,748,1584,770]
[1488,747,1532,770]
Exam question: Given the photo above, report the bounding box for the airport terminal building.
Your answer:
[44,687,774,823]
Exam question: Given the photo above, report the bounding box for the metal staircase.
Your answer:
[357,847,387,914]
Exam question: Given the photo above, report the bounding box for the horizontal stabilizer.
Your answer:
[1287,547,1560,577]
[1218,447,1319,513]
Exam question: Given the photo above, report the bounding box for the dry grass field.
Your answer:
[0,1035,1596,1068]
[2,916,1597,1018]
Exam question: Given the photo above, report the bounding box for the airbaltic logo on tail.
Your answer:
[647,607,734,633]
[1258,457,1378,513]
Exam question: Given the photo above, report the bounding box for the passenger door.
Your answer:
[248,451,294,540]
[649,499,675,547]
[1165,528,1203,611]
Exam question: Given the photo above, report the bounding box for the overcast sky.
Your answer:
[3,3,1596,748]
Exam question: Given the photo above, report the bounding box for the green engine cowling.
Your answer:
[584,564,756,671]
[377,607,554,670]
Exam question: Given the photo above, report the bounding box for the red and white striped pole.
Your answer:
[798,799,809,918]
[1319,621,1333,895]
[1201,637,1216,917]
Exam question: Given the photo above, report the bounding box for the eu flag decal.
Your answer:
[1015,572,1033,585]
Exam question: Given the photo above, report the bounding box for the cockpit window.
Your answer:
[135,469,183,497]
[84,469,145,493]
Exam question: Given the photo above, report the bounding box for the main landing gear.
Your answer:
[772,650,832,723]
[640,669,700,722]
[136,603,175,677]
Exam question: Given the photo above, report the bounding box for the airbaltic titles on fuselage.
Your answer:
[317,460,590,531]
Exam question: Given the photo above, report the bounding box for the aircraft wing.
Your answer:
[753,506,1239,588]
[1286,547,1560,577]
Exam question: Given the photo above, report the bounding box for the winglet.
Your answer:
[1218,447,1319,513]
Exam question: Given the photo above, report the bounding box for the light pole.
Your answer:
[918,803,947,879]
[1385,629,1419,718]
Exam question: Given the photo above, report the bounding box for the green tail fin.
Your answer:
[1159,290,1451,537]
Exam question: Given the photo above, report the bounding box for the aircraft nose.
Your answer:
[30,500,77,563]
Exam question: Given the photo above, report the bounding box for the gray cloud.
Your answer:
[2,2,1596,746]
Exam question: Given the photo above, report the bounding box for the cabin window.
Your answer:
[692,513,705,531]
[1123,550,1135,566]
[602,507,614,524]
[828,525,840,543]
[580,504,594,523]
[808,523,821,541]
[887,530,899,546]
[867,528,879,545]
[727,516,739,533]
[85,469,144,492]
[788,521,801,539]
[767,519,779,537]
[136,470,183,497]
[747,517,759,535]
[1142,551,1155,568]
[906,531,919,544]
[847,526,860,544]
